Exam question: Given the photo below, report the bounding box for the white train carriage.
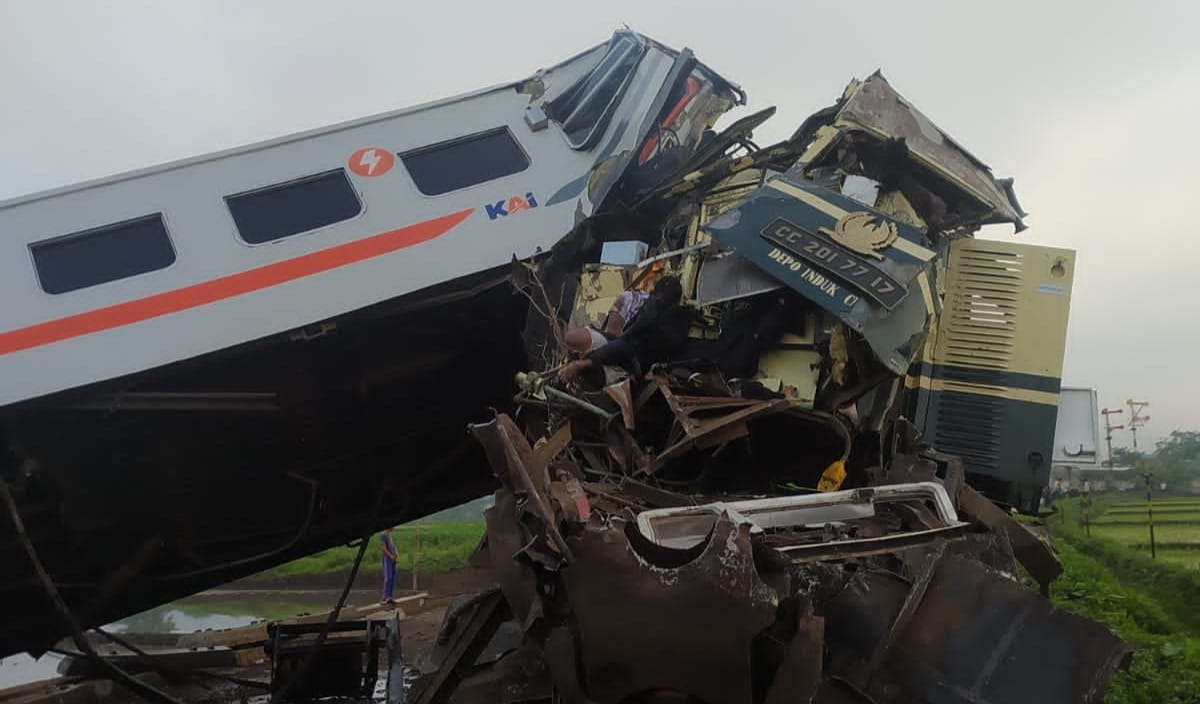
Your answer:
[0,30,741,659]
[0,29,738,408]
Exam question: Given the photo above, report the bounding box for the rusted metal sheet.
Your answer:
[646,394,791,474]
[411,590,509,704]
[564,514,777,704]
[469,415,573,565]
[482,490,542,632]
[825,555,1130,703]
[956,483,1063,590]
[426,402,1129,703]
[763,608,824,704]
[833,72,1027,231]
[439,646,552,704]
[602,379,637,431]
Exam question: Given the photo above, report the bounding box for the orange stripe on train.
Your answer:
[0,208,474,356]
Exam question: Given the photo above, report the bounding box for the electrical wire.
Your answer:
[0,478,187,704]
[158,472,319,581]
[267,471,390,704]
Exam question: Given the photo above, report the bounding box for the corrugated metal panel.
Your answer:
[938,244,1023,370]
[933,389,1004,470]
[934,239,1074,379]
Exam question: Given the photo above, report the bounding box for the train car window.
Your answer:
[31,214,176,294]
[401,128,529,196]
[227,169,362,244]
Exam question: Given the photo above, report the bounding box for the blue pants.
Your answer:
[381,558,396,601]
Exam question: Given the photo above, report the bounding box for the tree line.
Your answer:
[1111,430,1200,485]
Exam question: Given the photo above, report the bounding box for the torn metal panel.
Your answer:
[825,555,1130,704]
[563,513,778,704]
[482,491,542,632]
[532,422,573,469]
[695,252,785,305]
[565,32,744,209]
[832,72,1027,231]
[543,627,588,704]
[411,590,510,704]
[469,415,573,566]
[546,30,649,151]
[646,397,791,474]
[437,645,552,704]
[955,484,1063,589]
[704,173,936,374]
[763,608,824,704]
[602,379,636,431]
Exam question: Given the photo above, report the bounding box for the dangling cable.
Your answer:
[267,471,390,704]
[0,478,186,704]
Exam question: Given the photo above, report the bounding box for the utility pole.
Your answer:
[1101,407,1124,468]
[1126,399,1150,454]
[1126,400,1154,557]
[1082,479,1091,536]
[1142,471,1157,559]
[412,523,421,592]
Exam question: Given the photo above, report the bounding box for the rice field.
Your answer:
[1087,497,1200,570]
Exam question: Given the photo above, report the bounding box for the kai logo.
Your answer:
[485,193,538,220]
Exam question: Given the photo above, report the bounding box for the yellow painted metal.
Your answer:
[934,239,1075,379]
[756,344,821,407]
[569,264,634,330]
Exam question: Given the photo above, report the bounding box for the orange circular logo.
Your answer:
[348,147,395,177]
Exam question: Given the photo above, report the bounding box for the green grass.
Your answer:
[1092,517,1200,525]
[1047,497,1200,703]
[265,522,485,578]
[1106,505,1200,514]
[1092,523,1200,544]
[1156,549,1200,570]
[1079,495,1200,568]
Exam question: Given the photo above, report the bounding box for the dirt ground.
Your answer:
[3,569,492,704]
[224,566,487,597]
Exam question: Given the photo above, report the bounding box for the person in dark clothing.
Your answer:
[559,276,689,384]
[379,528,398,604]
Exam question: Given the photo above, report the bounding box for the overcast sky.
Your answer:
[1,0,1195,450]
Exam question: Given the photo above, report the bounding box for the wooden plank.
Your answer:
[56,647,239,677]
[175,622,269,650]
[0,678,108,704]
[173,592,432,650]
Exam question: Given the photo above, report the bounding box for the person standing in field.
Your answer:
[379,527,398,605]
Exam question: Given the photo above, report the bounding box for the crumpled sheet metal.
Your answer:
[824,554,1130,704]
[563,512,778,704]
[764,608,824,704]
[483,490,543,632]
[439,412,1129,704]
[646,393,791,474]
[955,483,1064,589]
[469,415,573,565]
[704,174,935,374]
[831,72,1027,231]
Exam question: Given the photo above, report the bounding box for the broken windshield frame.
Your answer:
[546,31,647,151]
